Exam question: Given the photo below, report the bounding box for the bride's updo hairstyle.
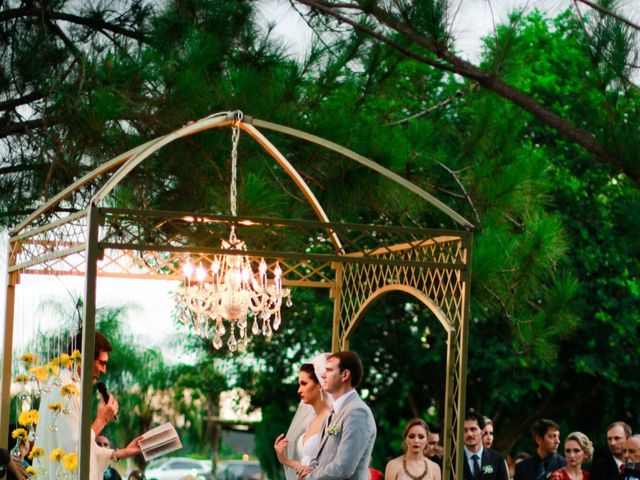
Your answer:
[401,418,430,454]
[300,363,320,383]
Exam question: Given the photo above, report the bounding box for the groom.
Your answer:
[299,351,376,480]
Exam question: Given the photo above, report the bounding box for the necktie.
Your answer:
[535,459,547,480]
[472,454,481,479]
[620,464,625,474]
[323,409,334,437]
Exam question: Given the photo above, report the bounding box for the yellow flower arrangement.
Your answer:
[61,384,79,397]
[61,452,78,471]
[48,402,63,412]
[28,366,48,383]
[48,448,65,462]
[11,428,28,441]
[14,373,29,383]
[20,352,39,367]
[70,350,81,361]
[28,447,45,460]
[59,353,73,368]
[18,409,39,427]
[26,465,37,476]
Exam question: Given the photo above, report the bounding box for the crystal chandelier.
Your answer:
[175,113,291,351]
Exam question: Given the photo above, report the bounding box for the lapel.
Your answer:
[316,391,359,454]
[463,453,473,480]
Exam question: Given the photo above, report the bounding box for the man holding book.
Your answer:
[35,331,142,480]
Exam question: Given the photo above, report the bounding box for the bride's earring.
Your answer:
[320,390,324,401]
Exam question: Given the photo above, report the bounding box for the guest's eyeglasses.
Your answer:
[564,448,582,454]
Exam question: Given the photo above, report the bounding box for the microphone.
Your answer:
[96,381,117,421]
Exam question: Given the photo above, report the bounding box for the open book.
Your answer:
[138,422,183,461]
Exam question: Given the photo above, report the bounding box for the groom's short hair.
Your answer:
[330,351,363,388]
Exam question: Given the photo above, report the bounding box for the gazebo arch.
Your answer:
[1,111,472,479]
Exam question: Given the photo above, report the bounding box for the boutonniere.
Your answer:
[482,465,494,475]
[327,425,341,435]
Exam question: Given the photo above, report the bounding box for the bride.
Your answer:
[274,353,332,480]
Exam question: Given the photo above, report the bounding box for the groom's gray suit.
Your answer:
[308,391,376,480]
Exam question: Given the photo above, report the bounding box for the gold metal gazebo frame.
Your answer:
[0,111,473,479]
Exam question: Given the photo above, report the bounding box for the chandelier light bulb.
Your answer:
[196,263,207,283]
[182,262,194,279]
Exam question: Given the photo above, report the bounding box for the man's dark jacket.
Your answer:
[462,448,509,480]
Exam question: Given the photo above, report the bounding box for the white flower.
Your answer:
[482,465,494,474]
[327,425,340,435]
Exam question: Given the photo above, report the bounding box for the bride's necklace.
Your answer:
[402,456,429,480]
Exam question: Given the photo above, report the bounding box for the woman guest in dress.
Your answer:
[274,354,332,480]
[549,432,593,480]
[483,418,494,449]
[385,418,441,480]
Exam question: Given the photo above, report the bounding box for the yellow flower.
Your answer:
[46,362,59,376]
[14,373,29,383]
[70,350,81,361]
[49,356,60,366]
[26,465,37,476]
[20,352,39,367]
[59,353,72,368]
[49,448,65,462]
[28,366,48,383]
[48,402,63,412]
[29,447,45,460]
[61,453,78,471]
[11,428,28,441]
[18,409,39,427]
[61,384,79,397]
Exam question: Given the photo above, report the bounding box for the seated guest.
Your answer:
[591,422,631,480]
[483,418,495,449]
[96,436,122,480]
[0,448,27,480]
[514,419,566,480]
[385,418,441,480]
[549,432,593,480]
[623,435,640,464]
[462,410,508,480]
[427,425,443,468]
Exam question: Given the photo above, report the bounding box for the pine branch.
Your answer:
[576,0,640,31]
[296,0,639,186]
[0,91,45,112]
[0,7,148,42]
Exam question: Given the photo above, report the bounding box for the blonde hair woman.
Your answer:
[385,418,441,480]
[549,432,593,480]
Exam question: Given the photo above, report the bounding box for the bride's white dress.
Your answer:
[296,432,321,466]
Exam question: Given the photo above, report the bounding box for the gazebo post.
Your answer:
[0,267,18,449]
[77,204,102,479]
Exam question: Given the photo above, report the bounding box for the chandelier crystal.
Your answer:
[175,113,291,351]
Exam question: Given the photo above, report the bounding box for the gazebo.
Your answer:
[1,111,473,479]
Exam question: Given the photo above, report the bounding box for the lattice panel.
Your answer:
[337,237,467,340]
[92,249,335,286]
[9,211,88,273]
[335,234,470,480]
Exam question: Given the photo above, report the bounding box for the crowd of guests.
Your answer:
[416,414,640,480]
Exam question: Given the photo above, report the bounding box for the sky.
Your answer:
[2,0,640,355]
[257,0,639,65]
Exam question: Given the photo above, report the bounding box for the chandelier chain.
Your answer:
[230,124,239,222]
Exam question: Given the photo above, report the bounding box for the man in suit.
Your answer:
[299,351,376,480]
[514,419,566,480]
[623,435,640,464]
[591,422,632,480]
[427,425,443,468]
[462,410,508,480]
